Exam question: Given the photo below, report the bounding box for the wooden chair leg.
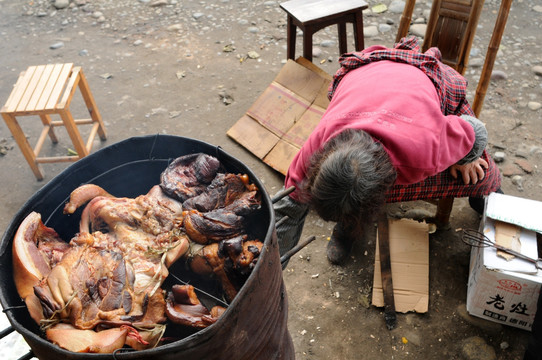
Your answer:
[353,12,365,51]
[39,114,59,143]
[302,27,313,61]
[77,68,107,140]
[58,108,88,158]
[396,0,417,43]
[435,197,454,230]
[338,22,348,55]
[286,16,297,60]
[1,113,44,180]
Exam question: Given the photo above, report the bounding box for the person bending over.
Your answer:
[274,36,502,265]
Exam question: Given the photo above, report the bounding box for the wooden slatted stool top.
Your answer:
[280,0,369,61]
[1,63,107,180]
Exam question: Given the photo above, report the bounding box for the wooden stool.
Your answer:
[1,63,107,180]
[280,0,369,62]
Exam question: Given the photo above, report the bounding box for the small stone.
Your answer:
[469,58,484,68]
[320,40,335,48]
[49,42,64,50]
[500,342,509,350]
[79,49,89,56]
[514,158,534,173]
[491,70,508,80]
[247,26,259,34]
[388,0,405,14]
[378,24,392,33]
[527,102,541,111]
[133,39,143,46]
[532,65,542,76]
[533,5,542,13]
[91,11,103,19]
[312,47,323,58]
[499,163,522,177]
[53,0,70,9]
[247,51,259,59]
[167,24,183,31]
[192,12,204,20]
[150,0,168,6]
[493,151,506,163]
[410,24,427,37]
[413,17,425,24]
[364,25,379,38]
[512,175,524,191]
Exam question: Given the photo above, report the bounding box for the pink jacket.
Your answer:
[285,60,475,201]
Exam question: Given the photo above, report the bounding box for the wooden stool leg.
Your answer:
[302,27,313,62]
[353,12,365,51]
[286,16,297,60]
[77,69,107,140]
[338,22,348,55]
[435,197,454,230]
[58,109,88,158]
[39,114,59,143]
[1,113,44,180]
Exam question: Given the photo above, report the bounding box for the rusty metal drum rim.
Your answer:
[0,134,279,359]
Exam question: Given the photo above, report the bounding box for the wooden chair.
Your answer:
[280,0,369,62]
[1,63,107,181]
[396,0,513,228]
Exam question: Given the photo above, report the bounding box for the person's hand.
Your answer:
[449,158,488,185]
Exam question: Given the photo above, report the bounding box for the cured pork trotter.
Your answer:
[12,152,264,353]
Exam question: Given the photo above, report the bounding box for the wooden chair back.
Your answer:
[396,0,513,117]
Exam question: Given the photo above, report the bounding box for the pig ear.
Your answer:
[46,324,128,353]
[12,212,56,299]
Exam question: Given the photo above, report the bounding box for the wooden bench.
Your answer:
[280,0,369,61]
[1,63,107,180]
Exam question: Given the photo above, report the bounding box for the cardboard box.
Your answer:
[372,218,430,313]
[227,57,332,175]
[466,192,542,331]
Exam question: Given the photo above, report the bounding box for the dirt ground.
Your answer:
[0,0,541,359]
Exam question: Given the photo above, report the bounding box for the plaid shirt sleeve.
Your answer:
[328,36,475,117]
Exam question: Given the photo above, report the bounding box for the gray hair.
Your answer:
[300,129,396,228]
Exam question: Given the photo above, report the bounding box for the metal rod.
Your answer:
[275,215,289,228]
[17,352,35,360]
[280,235,316,264]
[271,186,295,204]
[169,273,229,307]
[0,325,14,339]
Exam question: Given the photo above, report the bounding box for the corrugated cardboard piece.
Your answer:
[227,57,331,175]
[466,192,542,331]
[372,218,429,313]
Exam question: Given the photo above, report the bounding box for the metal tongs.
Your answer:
[462,228,542,270]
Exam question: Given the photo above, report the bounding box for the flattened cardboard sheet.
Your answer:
[227,57,331,175]
[372,218,430,313]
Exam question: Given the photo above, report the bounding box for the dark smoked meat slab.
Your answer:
[182,173,248,212]
[160,153,221,202]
